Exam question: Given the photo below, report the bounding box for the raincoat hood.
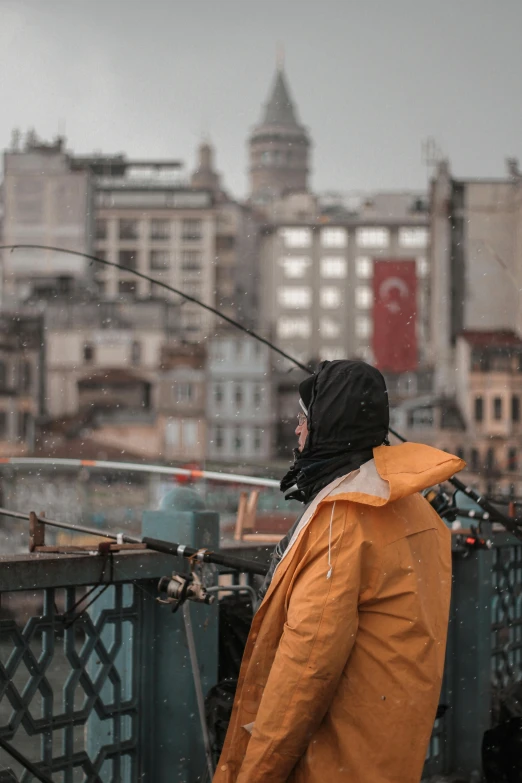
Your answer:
[281,360,389,503]
[323,441,465,507]
[301,359,389,458]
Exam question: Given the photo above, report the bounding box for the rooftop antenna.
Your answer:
[422,137,442,181]
[276,41,285,70]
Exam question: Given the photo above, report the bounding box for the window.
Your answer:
[182,419,198,448]
[0,411,6,438]
[253,384,262,408]
[398,227,428,248]
[150,250,170,270]
[493,397,503,420]
[215,425,224,450]
[131,341,141,365]
[320,287,341,309]
[485,447,495,472]
[165,419,180,447]
[182,219,202,241]
[321,346,345,361]
[512,395,520,422]
[355,286,373,309]
[320,318,340,338]
[83,344,94,363]
[278,287,312,309]
[213,384,224,406]
[417,257,430,278]
[118,280,137,297]
[176,382,193,404]
[235,384,243,407]
[321,228,347,248]
[277,317,311,338]
[280,257,311,278]
[356,256,373,279]
[20,361,32,393]
[18,412,31,440]
[508,447,518,472]
[0,361,6,388]
[254,427,263,452]
[150,219,170,240]
[280,227,312,248]
[355,316,372,339]
[321,258,347,278]
[407,408,434,428]
[234,426,243,452]
[183,311,202,332]
[181,250,201,271]
[470,448,479,471]
[474,396,484,422]
[95,219,107,240]
[356,227,389,248]
[119,219,138,240]
[118,250,138,270]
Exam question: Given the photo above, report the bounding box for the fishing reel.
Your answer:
[423,487,457,523]
[157,570,215,613]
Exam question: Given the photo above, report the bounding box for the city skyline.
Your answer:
[1,0,522,197]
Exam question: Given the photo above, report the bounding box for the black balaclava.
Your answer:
[280,360,389,503]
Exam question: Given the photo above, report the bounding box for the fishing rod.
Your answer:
[2,244,522,541]
[0,507,269,576]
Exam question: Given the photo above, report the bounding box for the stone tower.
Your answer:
[248,66,310,205]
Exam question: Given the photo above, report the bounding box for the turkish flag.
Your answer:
[372,260,417,373]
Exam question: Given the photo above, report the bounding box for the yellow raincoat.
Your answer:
[214,442,464,783]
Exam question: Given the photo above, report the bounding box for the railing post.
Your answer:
[449,546,494,777]
[138,488,219,782]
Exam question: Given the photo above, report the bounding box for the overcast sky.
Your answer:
[1,0,521,197]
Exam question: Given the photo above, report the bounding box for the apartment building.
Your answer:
[1,132,94,304]
[258,191,430,372]
[206,332,274,464]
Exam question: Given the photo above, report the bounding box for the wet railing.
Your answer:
[0,510,521,781]
[0,507,222,783]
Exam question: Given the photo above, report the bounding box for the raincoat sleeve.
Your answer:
[236,502,363,782]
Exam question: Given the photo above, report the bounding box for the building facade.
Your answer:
[258,191,430,371]
[206,333,274,464]
[1,132,94,304]
[429,158,522,392]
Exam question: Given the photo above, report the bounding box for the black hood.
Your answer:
[281,360,389,503]
[302,360,389,459]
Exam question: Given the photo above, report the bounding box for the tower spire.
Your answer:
[276,42,285,71]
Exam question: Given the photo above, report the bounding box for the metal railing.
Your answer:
[1,510,521,781]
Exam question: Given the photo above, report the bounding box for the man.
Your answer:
[214,360,464,783]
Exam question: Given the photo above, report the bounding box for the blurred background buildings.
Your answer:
[1,63,522,499]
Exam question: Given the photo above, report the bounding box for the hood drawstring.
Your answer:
[327,502,336,579]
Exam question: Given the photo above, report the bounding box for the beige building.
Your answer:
[429,158,522,393]
[1,132,93,304]
[93,162,217,340]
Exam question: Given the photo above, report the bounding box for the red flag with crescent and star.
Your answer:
[372,259,418,372]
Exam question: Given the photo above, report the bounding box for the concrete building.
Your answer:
[157,343,206,463]
[248,66,311,207]
[429,158,522,393]
[92,160,217,341]
[0,312,44,456]
[44,298,179,418]
[258,190,430,372]
[1,131,94,304]
[206,332,274,464]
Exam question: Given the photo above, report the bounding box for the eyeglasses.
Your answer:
[297,412,307,426]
